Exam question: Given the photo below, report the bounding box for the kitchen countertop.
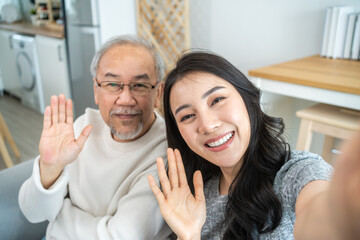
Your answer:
[0,21,64,39]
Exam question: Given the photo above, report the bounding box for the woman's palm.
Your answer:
[148,149,206,240]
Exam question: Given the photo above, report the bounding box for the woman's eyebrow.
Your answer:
[175,104,191,115]
[202,86,225,99]
[174,86,225,115]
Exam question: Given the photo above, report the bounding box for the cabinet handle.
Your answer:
[9,35,13,49]
[57,45,62,61]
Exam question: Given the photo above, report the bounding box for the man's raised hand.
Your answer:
[39,95,92,189]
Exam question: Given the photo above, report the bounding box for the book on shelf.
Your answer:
[320,7,333,57]
[332,6,354,59]
[320,5,359,60]
[325,6,340,58]
[343,13,358,59]
[351,15,360,60]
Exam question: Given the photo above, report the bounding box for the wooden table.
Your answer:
[248,55,360,110]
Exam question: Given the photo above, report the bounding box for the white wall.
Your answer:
[95,0,359,153]
[98,0,137,43]
[190,0,360,152]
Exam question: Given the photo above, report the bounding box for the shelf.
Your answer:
[35,0,62,23]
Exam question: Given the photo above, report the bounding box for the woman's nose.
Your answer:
[198,111,221,134]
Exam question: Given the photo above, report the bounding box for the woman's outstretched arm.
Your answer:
[294,131,360,240]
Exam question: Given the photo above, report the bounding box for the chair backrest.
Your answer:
[0,159,48,240]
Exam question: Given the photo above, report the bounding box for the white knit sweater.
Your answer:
[19,108,170,240]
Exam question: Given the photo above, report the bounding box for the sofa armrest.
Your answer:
[0,159,48,240]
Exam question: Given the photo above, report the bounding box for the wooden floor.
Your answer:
[0,93,43,170]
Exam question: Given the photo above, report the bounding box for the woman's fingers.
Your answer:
[147,175,166,205]
[174,149,189,188]
[167,148,179,189]
[153,149,192,200]
[157,157,172,196]
[193,170,205,202]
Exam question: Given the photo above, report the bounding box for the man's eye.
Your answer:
[132,83,149,89]
[211,97,225,106]
[107,82,120,87]
[180,114,195,122]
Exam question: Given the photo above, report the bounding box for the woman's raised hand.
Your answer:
[39,95,92,189]
[148,148,206,240]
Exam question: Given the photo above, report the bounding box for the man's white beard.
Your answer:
[111,121,143,141]
[109,107,143,140]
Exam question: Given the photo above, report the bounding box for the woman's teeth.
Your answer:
[206,132,233,148]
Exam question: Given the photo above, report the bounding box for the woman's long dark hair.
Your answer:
[163,51,290,239]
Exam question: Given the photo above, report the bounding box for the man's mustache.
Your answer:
[110,108,142,115]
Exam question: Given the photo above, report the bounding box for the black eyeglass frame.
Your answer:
[95,78,159,94]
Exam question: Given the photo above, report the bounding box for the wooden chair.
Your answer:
[0,112,21,168]
[296,103,360,163]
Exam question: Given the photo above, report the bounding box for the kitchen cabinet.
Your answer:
[0,29,22,98]
[35,35,71,106]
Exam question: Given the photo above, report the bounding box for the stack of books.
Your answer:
[320,6,360,60]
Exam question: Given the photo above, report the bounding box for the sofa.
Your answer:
[0,159,48,240]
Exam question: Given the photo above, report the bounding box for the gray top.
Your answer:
[201,150,333,240]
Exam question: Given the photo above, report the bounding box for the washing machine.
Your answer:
[12,34,45,113]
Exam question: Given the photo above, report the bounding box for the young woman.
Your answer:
[147,51,360,240]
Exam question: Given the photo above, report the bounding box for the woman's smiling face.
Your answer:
[170,72,251,174]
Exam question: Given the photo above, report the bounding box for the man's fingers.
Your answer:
[65,99,73,124]
[157,157,171,197]
[75,125,92,150]
[167,148,179,189]
[58,94,66,123]
[148,175,166,205]
[193,170,205,202]
[51,95,59,124]
[43,106,51,130]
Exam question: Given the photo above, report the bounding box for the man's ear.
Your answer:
[93,78,99,105]
[154,81,164,109]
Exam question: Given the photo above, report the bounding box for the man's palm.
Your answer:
[40,122,81,167]
[39,95,91,188]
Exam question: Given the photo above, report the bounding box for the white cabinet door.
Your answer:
[35,35,71,107]
[0,30,22,98]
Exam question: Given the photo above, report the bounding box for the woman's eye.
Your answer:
[180,114,195,122]
[211,97,225,106]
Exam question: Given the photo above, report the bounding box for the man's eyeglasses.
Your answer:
[95,78,158,95]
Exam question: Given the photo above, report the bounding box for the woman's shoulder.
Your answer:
[273,150,333,206]
[279,150,333,175]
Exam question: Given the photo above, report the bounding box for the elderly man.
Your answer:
[19,35,170,239]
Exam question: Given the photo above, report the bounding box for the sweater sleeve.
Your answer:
[18,156,69,223]
[49,167,167,240]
